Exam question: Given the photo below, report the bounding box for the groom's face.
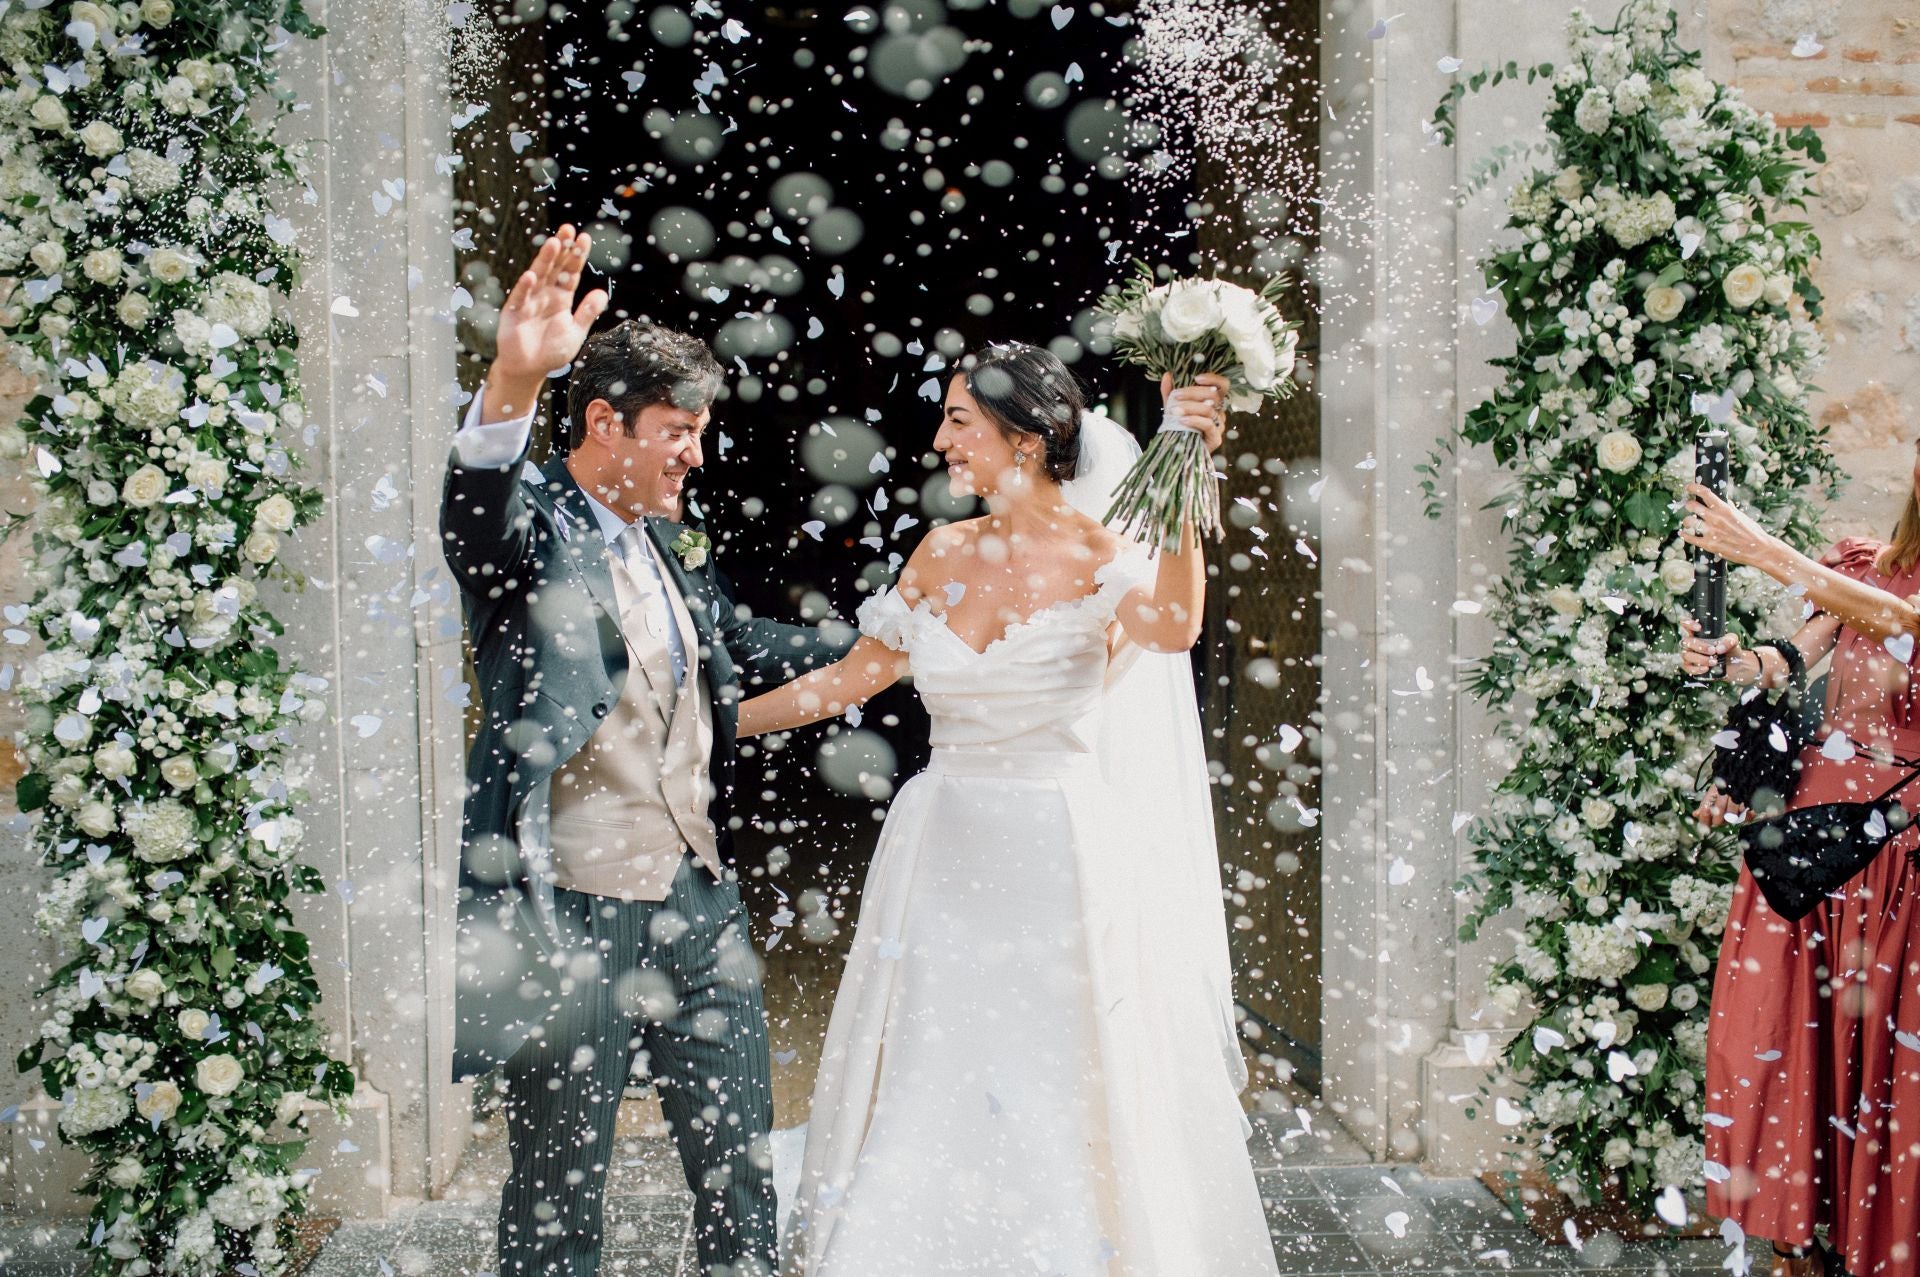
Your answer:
[576,395,709,521]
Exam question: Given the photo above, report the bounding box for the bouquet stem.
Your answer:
[1104,426,1223,552]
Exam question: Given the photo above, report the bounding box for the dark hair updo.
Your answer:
[960,342,1086,483]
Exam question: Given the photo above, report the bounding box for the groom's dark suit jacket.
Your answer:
[441,434,851,1082]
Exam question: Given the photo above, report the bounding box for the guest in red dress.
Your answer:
[1681,469,1920,1277]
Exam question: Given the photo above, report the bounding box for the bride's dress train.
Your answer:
[782,539,1279,1277]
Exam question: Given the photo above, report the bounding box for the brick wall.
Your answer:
[1709,0,1920,541]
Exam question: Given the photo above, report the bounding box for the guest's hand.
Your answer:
[1692,783,1748,830]
[1160,372,1230,454]
[1679,615,1741,678]
[1680,483,1781,571]
[482,225,609,421]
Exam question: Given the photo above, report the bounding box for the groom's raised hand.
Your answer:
[481,224,610,422]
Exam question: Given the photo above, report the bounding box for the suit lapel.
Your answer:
[645,515,729,704]
[537,459,622,635]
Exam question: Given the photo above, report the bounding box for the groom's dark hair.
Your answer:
[961,343,1086,483]
[562,320,724,452]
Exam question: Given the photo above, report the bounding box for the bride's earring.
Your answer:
[1014,449,1029,467]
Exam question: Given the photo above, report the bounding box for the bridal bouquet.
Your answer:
[1098,266,1299,550]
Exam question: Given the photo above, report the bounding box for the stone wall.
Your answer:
[1706,0,1920,539]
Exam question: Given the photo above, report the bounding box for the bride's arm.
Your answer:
[1115,526,1207,653]
[736,638,908,737]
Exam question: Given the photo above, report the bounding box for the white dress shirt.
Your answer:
[453,397,688,682]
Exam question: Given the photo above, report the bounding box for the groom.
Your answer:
[442,225,850,1276]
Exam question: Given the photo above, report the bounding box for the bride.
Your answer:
[738,343,1278,1276]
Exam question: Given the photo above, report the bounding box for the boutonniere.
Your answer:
[670,529,711,571]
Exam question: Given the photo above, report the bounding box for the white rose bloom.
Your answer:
[126,968,167,1003]
[82,247,123,284]
[1763,273,1794,307]
[50,774,89,808]
[78,120,123,158]
[142,0,175,25]
[77,800,118,838]
[116,292,152,329]
[1661,560,1696,592]
[107,1158,145,1189]
[195,1053,244,1096]
[147,247,196,285]
[1595,431,1644,473]
[256,494,297,532]
[1547,587,1584,617]
[185,456,228,495]
[29,240,66,275]
[71,1,117,33]
[1552,166,1585,202]
[1672,983,1701,1011]
[136,1079,182,1123]
[1239,334,1278,390]
[160,755,199,790]
[1723,263,1767,310]
[1603,1136,1634,1168]
[1112,311,1142,342]
[1158,281,1224,343]
[244,531,280,564]
[1644,286,1685,324]
[178,1008,211,1039]
[275,1090,309,1125]
[121,464,171,508]
[30,94,71,132]
[157,75,197,115]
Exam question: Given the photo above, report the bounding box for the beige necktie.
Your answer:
[615,525,684,684]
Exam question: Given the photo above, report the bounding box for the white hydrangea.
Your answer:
[208,1172,287,1229]
[124,798,196,863]
[1563,921,1641,983]
[108,360,186,432]
[58,1084,131,1137]
[1574,86,1613,134]
[203,272,273,338]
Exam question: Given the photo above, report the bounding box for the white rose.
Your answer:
[80,247,123,285]
[178,59,217,93]
[185,456,228,495]
[50,774,89,808]
[1112,311,1143,342]
[1603,1136,1634,1168]
[30,94,71,132]
[274,1090,309,1125]
[147,247,196,285]
[1763,273,1793,307]
[178,1008,211,1039]
[1552,166,1585,202]
[1723,263,1767,310]
[107,1158,145,1189]
[1661,560,1696,592]
[117,292,152,329]
[255,494,297,532]
[30,240,66,275]
[137,1080,182,1123]
[1595,430,1643,473]
[76,800,118,838]
[126,968,167,1003]
[195,1053,244,1097]
[1547,587,1584,617]
[141,0,174,25]
[1643,286,1685,324]
[157,75,197,115]
[160,756,199,790]
[681,545,709,569]
[1158,281,1225,343]
[243,531,279,565]
[78,120,124,158]
[71,1,117,34]
[94,742,137,779]
[1582,797,1616,828]
[1627,982,1670,1012]
[122,465,170,508]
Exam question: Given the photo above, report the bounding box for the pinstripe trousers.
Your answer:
[498,853,777,1277]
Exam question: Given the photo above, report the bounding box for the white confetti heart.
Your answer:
[1278,724,1304,753]
[1655,1184,1689,1228]
[330,296,360,318]
[1064,62,1083,84]
[82,916,109,945]
[1532,1027,1565,1054]
[1050,4,1072,28]
[1592,1020,1617,1049]
[943,582,966,606]
[1387,857,1414,886]
[800,521,825,541]
[1703,1159,1731,1184]
[1384,1211,1410,1239]
[1452,811,1473,835]
[1885,633,1915,664]
[1894,1030,1920,1053]
[1494,1096,1526,1126]
[1463,1032,1491,1065]
[1678,230,1704,259]
[1821,731,1856,762]
[1608,1050,1638,1082]
[350,714,383,739]
[1791,32,1823,58]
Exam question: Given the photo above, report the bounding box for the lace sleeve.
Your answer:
[855,586,914,653]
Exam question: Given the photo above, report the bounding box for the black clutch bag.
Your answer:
[1707,639,1821,815]
[1738,761,1920,921]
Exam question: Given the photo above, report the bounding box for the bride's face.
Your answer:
[934,375,1025,500]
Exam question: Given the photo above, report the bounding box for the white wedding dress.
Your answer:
[782,418,1279,1277]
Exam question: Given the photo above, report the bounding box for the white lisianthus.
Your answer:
[78,120,124,158]
[159,755,199,790]
[1547,587,1584,617]
[274,1089,309,1124]
[1644,286,1685,324]
[178,1008,211,1039]
[1763,273,1793,307]
[116,292,152,329]
[76,800,118,838]
[195,1053,244,1096]
[136,1080,182,1123]
[121,465,171,508]
[82,248,123,284]
[147,246,197,285]
[255,494,297,533]
[1158,281,1224,342]
[1723,264,1767,310]
[243,531,280,565]
[1595,431,1644,473]
[126,968,167,1003]
[1552,166,1585,202]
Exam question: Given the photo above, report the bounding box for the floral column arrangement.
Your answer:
[0,1,347,1273]
[1430,0,1835,1214]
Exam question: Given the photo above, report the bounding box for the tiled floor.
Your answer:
[0,1103,1736,1276]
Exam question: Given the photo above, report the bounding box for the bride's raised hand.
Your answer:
[482,225,609,419]
[1160,371,1230,454]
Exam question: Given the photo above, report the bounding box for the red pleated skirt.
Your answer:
[1706,738,1920,1276]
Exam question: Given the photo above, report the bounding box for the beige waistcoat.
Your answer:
[547,536,720,900]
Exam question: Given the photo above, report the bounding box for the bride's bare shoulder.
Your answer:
[897,520,978,606]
